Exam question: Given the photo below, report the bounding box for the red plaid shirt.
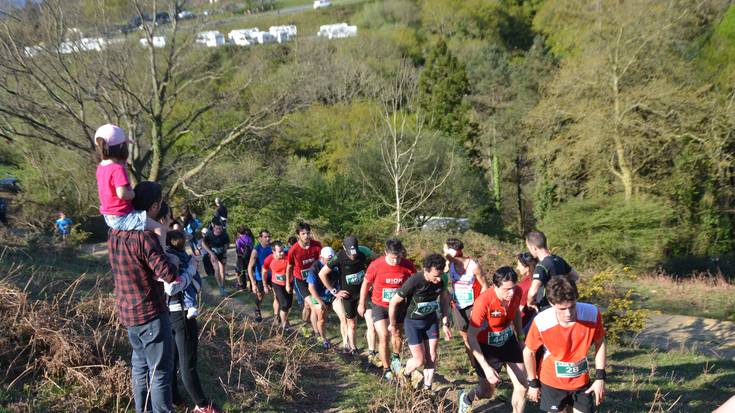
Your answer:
[108,229,177,327]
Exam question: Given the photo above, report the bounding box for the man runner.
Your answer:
[263,241,291,329]
[388,253,452,390]
[458,266,527,413]
[306,246,340,349]
[286,222,322,336]
[247,229,272,322]
[525,231,579,311]
[201,221,230,296]
[524,275,606,413]
[319,235,369,354]
[359,237,416,380]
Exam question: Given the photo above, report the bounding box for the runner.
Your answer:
[525,230,579,311]
[213,198,227,229]
[263,241,291,329]
[234,226,254,291]
[388,253,451,390]
[184,212,202,253]
[319,235,369,354]
[524,275,606,413]
[444,238,486,367]
[359,237,416,381]
[198,228,215,278]
[458,266,527,413]
[516,251,539,333]
[248,229,273,323]
[286,222,322,337]
[306,247,341,349]
[358,245,381,366]
[201,221,230,296]
[55,211,72,244]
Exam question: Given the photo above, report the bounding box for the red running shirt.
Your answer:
[287,241,322,280]
[364,256,416,308]
[525,302,605,390]
[469,286,522,345]
[264,255,288,286]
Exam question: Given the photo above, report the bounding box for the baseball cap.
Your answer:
[343,235,358,257]
[94,123,132,146]
[320,246,335,260]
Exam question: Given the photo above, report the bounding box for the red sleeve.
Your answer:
[287,247,295,265]
[263,254,273,271]
[525,321,543,352]
[110,163,130,188]
[365,259,377,284]
[469,293,487,329]
[144,232,177,283]
[593,310,605,341]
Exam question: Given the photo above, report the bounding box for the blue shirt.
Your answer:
[254,243,272,282]
[55,217,72,234]
[306,260,340,303]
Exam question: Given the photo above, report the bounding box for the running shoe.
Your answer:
[322,340,330,350]
[390,356,402,374]
[457,390,471,413]
[254,309,262,322]
[193,404,224,413]
[382,369,395,383]
[350,348,360,357]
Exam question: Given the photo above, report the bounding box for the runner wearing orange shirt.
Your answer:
[458,266,527,413]
[524,275,606,413]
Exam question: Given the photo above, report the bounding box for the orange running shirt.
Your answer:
[264,255,288,286]
[525,302,605,390]
[469,286,522,345]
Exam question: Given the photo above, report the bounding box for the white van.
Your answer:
[314,0,331,9]
[196,31,225,47]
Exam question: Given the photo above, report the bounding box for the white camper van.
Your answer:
[196,31,225,47]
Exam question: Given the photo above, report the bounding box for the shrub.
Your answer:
[540,195,675,270]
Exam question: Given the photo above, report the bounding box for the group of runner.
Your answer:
[200,218,606,413]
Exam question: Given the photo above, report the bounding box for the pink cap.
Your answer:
[94,124,132,146]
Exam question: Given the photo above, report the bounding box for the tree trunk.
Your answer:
[612,70,634,201]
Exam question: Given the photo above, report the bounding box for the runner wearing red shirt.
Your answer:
[264,241,291,329]
[358,237,416,380]
[524,275,606,413]
[516,251,539,332]
[286,222,322,333]
[458,266,527,413]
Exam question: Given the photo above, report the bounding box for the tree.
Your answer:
[360,62,455,234]
[417,38,471,142]
[0,0,288,198]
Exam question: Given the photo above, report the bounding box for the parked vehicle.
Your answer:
[313,0,331,9]
[228,28,259,46]
[139,36,166,48]
[155,12,170,25]
[195,31,225,47]
[177,10,196,20]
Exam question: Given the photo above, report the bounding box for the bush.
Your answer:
[578,268,648,345]
[540,195,675,270]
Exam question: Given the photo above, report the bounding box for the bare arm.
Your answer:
[473,260,487,290]
[469,324,500,383]
[523,346,538,380]
[247,250,258,288]
[318,265,335,291]
[513,309,523,339]
[388,294,405,328]
[116,185,135,201]
[527,279,542,307]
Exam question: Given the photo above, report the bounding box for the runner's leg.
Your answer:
[404,342,425,375]
[423,338,438,388]
[506,362,528,413]
[346,317,357,350]
[332,299,349,349]
[374,319,390,369]
[365,309,376,353]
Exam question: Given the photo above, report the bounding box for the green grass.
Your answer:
[623,274,735,321]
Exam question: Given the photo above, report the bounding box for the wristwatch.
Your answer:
[329,288,338,296]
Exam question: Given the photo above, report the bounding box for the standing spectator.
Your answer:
[109,181,178,413]
[213,198,227,228]
[55,212,72,244]
[185,212,202,253]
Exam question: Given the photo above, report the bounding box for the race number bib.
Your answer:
[382,288,398,303]
[414,300,439,316]
[453,288,474,308]
[345,270,365,285]
[275,274,286,282]
[487,326,513,347]
[300,269,311,279]
[554,358,589,378]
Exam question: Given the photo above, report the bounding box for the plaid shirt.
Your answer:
[108,229,177,328]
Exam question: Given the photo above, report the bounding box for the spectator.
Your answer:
[55,212,72,244]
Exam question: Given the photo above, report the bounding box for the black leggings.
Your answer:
[171,310,208,407]
[273,284,292,312]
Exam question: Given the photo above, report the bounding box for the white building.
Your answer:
[317,23,357,39]
[139,36,166,48]
[228,28,259,46]
[195,31,225,47]
[268,25,297,43]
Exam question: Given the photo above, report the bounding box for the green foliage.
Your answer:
[540,196,675,270]
[578,268,648,345]
[697,4,735,88]
[417,39,471,141]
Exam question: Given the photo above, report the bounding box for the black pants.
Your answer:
[171,310,208,407]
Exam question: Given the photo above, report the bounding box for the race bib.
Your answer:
[487,326,513,347]
[414,300,439,316]
[453,288,474,308]
[275,274,286,282]
[554,358,589,378]
[345,270,365,285]
[382,288,398,302]
[300,269,311,279]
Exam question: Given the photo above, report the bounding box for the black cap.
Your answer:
[343,235,358,256]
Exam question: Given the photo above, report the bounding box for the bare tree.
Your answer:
[0,0,288,197]
[361,62,454,234]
